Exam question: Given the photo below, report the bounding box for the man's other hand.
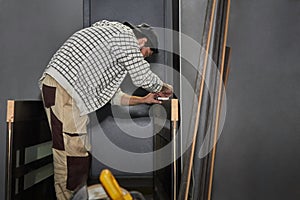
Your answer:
[157,83,173,97]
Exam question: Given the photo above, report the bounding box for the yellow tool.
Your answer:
[99,169,133,200]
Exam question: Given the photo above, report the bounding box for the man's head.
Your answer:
[123,22,159,57]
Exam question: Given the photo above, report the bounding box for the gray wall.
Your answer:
[1,0,299,199]
[212,0,300,199]
[0,0,82,198]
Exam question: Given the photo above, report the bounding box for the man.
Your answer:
[39,20,172,199]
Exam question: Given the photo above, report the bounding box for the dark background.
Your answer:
[0,0,299,199]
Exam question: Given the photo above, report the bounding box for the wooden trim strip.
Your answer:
[171,99,179,122]
[171,99,179,200]
[6,100,15,123]
[6,100,15,200]
[183,0,218,199]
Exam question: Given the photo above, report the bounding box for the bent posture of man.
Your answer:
[39,20,172,199]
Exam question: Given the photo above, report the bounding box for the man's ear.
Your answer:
[137,38,147,49]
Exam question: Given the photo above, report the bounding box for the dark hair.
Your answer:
[123,22,159,53]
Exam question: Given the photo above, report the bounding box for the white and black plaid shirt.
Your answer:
[39,20,163,115]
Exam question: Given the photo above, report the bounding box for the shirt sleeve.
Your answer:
[110,31,163,92]
[111,88,126,105]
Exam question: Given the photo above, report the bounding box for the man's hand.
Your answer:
[120,93,162,105]
[142,93,162,104]
[157,83,173,97]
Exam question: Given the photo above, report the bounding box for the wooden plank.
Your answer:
[171,99,179,122]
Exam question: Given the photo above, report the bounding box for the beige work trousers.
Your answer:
[41,74,90,200]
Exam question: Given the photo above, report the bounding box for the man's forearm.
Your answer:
[120,94,144,106]
[120,93,162,106]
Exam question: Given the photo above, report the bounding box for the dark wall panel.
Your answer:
[91,0,164,27]
[87,0,174,178]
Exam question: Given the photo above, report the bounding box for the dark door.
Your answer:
[85,1,179,199]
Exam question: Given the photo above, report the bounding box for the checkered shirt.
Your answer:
[39,20,163,115]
